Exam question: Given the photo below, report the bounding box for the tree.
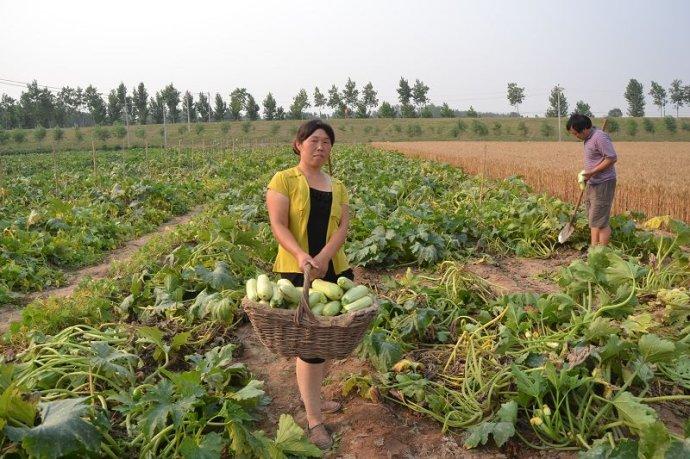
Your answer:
[84,85,107,125]
[466,106,478,118]
[132,83,149,124]
[0,95,21,129]
[648,81,667,116]
[624,79,645,117]
[668,79,685,118]
[5,82,49,128]
[397,78,414,118]
[118,83,133,124]
[327,85,345,118]
[506,82,526,115]
[213,94,227,121]
[377,101,396,118]
[57,86,82,127]
[195,93,212,122]
[440,103,455,118]
[574,100,593,117]
[245,93,260,121]
[546,86,568,117]
[608,108,623,117]
[262,93,277,120]
[275,106,285,120]
[289,89,310,120]
[182,91,196,124]
[342,78,359,117]
[397,77,412,106]
[18,81,55,128]
[229,88,247,120]
[359,82,379,118]
[148,92,165,124]
[161,84,181,123]
[313,87,327,117]
[105,82,131,125]
[400,103,416,118]
[412,79,429,114]
[107,89,123,124]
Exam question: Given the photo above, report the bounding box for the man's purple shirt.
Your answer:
[583,127,617,185]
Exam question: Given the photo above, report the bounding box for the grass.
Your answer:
[2,116,690,154]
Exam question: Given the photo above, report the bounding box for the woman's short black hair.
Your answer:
[292,119,335,155]
[566,113,592,133]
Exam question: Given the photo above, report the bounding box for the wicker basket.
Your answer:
[242,269,379,360]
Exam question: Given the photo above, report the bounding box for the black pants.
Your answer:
[278,267,354,364]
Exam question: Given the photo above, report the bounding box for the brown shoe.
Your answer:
[300,398,342,414]
[321,400,342,414]
[308,423,333,450]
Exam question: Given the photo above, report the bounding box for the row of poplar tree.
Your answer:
[0,77,432,130]
[1,77,688,130]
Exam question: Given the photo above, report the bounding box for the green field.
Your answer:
[2,116,690,154]
[1,145,689,457]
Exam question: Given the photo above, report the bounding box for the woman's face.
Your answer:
[297,128,332,168]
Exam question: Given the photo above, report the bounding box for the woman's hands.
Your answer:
[297,251,331,279]
[311,252,332,279]
[297,252,317,273]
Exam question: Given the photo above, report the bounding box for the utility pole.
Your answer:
[123,104,130,148]
[163,104,168,148]
[557,84,562,142]
[186,94,191,131]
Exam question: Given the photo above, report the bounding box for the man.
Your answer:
[566,114,618,246]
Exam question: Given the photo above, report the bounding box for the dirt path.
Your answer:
[0,205,203,332]
[463,250,581,295]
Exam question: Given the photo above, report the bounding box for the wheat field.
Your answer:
[372,141,690,222]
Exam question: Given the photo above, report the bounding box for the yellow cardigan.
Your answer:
[267,167,350,274]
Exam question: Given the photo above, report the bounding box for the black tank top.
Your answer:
[278,187,354,286]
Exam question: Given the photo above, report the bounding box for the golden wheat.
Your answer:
[372,141,690,222]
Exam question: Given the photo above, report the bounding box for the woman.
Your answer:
[266,119,354,449]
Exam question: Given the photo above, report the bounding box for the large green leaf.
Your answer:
[612,391,658,432]
[585,317,619,342]
[273,414,323,458]
[232,379,265,401]
[511,364,545,400]
[639,334,676,364]
[195,261,236,291]
[89,341,138,380]
[140,379,197,437]
[5,397,101,459]
[180,432,224,459]
[0,384,37,426]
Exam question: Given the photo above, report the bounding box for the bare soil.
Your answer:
[0,206,203,333]
[462,250,581,295]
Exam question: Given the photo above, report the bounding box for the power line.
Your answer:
[0,78,63,92]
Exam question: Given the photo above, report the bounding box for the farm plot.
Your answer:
[0,145,688,457]
[373,141,690,223]
[0,148,232,303]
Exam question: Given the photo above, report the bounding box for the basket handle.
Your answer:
[294,263,317,325]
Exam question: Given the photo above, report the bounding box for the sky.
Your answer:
[1,0,689,116]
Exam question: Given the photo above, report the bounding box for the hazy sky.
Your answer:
[2,0,689,116]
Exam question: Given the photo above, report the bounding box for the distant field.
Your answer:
[2,116,690,154]
[373,141,690,222]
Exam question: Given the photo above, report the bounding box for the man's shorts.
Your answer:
[585,179,616,229]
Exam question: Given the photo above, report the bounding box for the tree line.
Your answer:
[1,77,688,130]
[506,79,690,119]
